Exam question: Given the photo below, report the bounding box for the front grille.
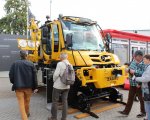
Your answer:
[89,54,111,63]
[100,55,111,62]
[91,59,100,62]
[89,55,99,57]
[89,54,100,63]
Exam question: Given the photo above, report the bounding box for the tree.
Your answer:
[0,0,30,35]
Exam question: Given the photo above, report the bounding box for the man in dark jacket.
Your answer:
[9,50,38,120]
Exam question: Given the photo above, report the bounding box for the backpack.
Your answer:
[60,62,75,85]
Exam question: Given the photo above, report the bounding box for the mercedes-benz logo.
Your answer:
[101,56,105,61]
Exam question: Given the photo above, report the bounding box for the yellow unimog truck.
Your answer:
[18,15,127,113]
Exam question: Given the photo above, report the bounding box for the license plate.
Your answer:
[106,76,116,81]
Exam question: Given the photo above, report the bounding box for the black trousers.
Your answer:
[123,86,145,114]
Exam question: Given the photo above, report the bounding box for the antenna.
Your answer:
[50,0,52,20]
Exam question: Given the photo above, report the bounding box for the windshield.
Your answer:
[62,21,105,51]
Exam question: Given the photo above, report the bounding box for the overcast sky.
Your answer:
[0,0,150,30]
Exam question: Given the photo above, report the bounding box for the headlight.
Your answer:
[28,41,35,48]
[92,65,99,68]
[18,39,27,47]
[112,54,120,64]
[36,41,40,47]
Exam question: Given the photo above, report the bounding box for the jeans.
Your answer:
[144,101,150,120]
[51,88,69,120]
[16,88,32,120]
[123,86,145,114]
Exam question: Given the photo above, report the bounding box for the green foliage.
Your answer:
[0,0,29,35]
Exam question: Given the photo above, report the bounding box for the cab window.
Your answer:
[53,24,59,52]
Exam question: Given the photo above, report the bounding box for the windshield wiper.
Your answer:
[78,49,88,51]
[92,49,101,51]
[79,49,96,51]
[74,22,94,26]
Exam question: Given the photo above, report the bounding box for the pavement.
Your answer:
[0,77,146,120]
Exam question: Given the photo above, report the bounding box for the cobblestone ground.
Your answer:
[0,77,145,120]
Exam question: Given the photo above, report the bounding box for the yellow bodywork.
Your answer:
[17,17,127,89]
[76,66,126,88]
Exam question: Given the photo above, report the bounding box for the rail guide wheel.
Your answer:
[109,87,123,102]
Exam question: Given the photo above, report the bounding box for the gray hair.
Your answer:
[60,53,68,59]
[20,50,27,59]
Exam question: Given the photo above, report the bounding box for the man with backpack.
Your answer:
[48,53,75,120]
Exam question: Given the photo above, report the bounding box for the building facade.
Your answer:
[103,29,150,65]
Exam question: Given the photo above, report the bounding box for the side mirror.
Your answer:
[105,33,112,43]
[105,33,112,52]
[42,26,48,38]
[66,33,73,48]
[41,26,49,44]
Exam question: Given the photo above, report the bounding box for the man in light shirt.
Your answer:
[48,53,71,120]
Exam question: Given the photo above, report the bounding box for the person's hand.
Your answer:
[125,68,129,73]
[33,89,38,94]
[129,69,135,74]
[137,85,141,88]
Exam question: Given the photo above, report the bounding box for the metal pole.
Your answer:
[26,0,29,39]
[50,0,52,20]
